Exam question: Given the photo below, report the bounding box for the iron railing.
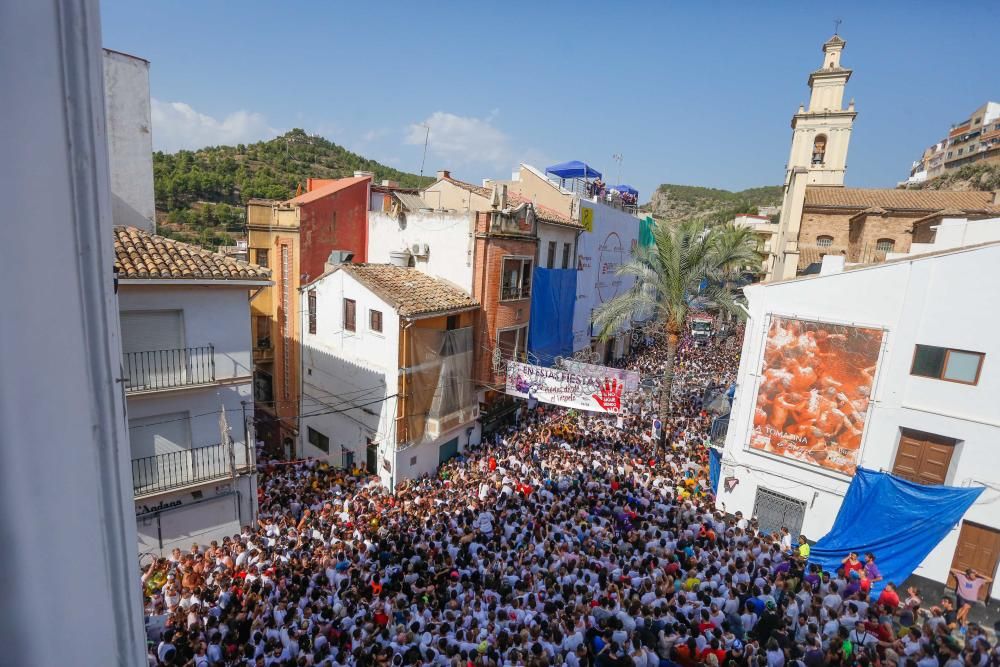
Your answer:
[123,345,216,393]
[500,284,530,301]
[131,442,242,496]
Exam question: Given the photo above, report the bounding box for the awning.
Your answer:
[545,161,602,180]
[610,184,638,196]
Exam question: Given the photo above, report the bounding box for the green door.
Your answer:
[438,437,459,465]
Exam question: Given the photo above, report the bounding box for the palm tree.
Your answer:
[592,219,760,436]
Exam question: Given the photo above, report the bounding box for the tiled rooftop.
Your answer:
[114,226,270,281]
[340,264,478,318]
[441,176,493,199]
[804,187,994,211]
[506,192,579,228]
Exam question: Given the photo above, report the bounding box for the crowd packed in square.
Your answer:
[140,326,996,667]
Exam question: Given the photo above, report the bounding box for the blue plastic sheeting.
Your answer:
[545,160,602,180]
[527,267,577,365]
[809,468,982,597]
[611,184,638,196]
[709,447,722,495]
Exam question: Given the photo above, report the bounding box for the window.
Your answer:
[307,427,330,454]
[256,249,269,268]
[343,298,356,332]
[947,151,953,159]
[911,344,984,385]
[958,148,964,155]
[816,235,833,248]
[546,241,557,269]
[875,238,895,253]
[369,309,383,333]
[562,242,572,269]
[307,290,317,334]
[446,314,459,330]
[255,315,271,348]
[811,134,827,165]
[500,257,533,301]
[497,325,528,362]
[892,429,956,485]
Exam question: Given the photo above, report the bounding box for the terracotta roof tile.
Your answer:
[804,187,993,211]
[114,226,271,281]
[442,176,493,199]
[340,264,478,318]
[285,176,370,205]
[506,192,579,228]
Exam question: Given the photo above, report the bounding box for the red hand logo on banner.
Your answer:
[592,379,624,413]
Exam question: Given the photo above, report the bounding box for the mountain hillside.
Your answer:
[905,162,1000,193]
[153,129,433,247]
[643,183,783,224]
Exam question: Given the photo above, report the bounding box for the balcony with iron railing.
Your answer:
[123,345,216,394]
[131,442,251,497]
[500,284,531,301]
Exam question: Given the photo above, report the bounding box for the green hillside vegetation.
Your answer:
[643,183,782,224]
[153,128,433,247]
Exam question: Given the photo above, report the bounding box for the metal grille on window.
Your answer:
[752,488,806,537]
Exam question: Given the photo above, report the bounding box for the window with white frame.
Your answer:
[497,325,528,362]
[500,257,532,301]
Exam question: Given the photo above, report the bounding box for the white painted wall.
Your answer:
[887,217,1000,261]
[393,422,475,482]
[537,221,577,269]
[118,284,255,381]
[299,270,398,481]
[719,243,1000,597]
[103,49,155,233]
[1,1,146,660]
[367,211,475,292]
[572,200,640,352]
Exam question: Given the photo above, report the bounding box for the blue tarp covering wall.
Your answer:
[527,267,577,365]
[809,468,982,597]
[709,447,722,495]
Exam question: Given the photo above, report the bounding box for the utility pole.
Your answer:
[612,153,623,185]
[419,123,430,180]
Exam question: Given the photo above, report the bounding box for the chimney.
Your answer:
[353,171,374,179]
[437,169,450,180]
[993,190,1000,206]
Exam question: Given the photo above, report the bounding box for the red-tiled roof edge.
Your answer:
[285,175,371,205]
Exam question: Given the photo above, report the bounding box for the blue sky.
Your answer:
[101,1,999,199]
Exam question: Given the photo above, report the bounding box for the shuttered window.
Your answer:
[307,290,317,334]
[369,309,383,333]
[892,429,956,485]
[343,299,356,332]
[121,311,183,353]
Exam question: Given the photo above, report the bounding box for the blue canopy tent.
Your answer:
[545,161,602,180]
[808,468,983,598]
[610,184,638,196]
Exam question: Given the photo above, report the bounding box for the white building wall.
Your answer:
[719,245,1000,597]
[103,49,155,233]
[367,211,475,292]
[299,271,398,482]
[118,284,255,381]
[536,221,577,269]
[572,201,640,352]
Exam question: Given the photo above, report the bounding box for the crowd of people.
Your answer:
[140,323,997,666]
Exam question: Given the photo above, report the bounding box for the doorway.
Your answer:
[752,487,806,538]
[949,522,1000,601]
[438,437,459,465]
[366,439,378,475]
[891,428,957,485]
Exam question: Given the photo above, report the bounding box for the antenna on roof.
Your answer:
[833,18,842,35]
[419,123,430,180]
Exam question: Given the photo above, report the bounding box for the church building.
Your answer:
[767,36,998,281]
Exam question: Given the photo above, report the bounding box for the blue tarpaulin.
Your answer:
[709,447,722,495]
[527,267,577,365]
[545,160,602,180]
[809,468,983,597]
[611,184,638,196]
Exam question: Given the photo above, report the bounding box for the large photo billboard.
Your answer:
[749,316,883,475]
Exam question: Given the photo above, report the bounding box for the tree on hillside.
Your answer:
[592,220,760,438]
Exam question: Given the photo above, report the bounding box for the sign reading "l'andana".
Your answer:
[505,360,625,414]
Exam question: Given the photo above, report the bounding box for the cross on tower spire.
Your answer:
[834,18,842,35]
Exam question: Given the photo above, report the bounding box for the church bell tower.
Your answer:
[786,34,856,186]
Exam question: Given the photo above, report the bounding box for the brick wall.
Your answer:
[299,181,369,282]
[848,213,920,261]
[472,211,538,389]
[798,209,855,256]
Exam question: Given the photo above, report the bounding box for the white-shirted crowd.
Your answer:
[140,325,997,667]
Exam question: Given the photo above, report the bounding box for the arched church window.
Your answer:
[812,135,827,165]
[875,238,895,253]
[816,235,833,248]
